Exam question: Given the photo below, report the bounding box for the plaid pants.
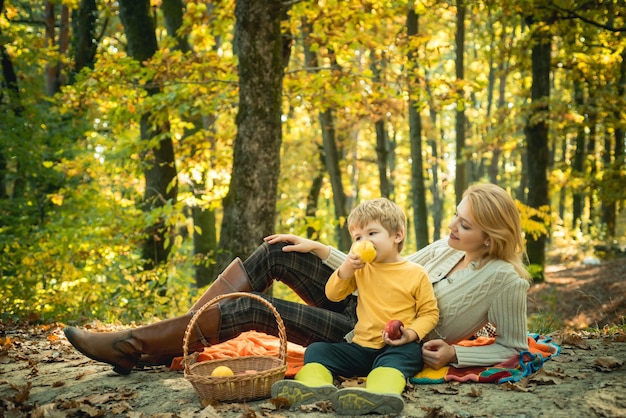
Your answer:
[218,242,358,347]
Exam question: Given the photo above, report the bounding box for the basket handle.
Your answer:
[182,292,288,374]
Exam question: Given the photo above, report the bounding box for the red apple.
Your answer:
[384,319,404,340]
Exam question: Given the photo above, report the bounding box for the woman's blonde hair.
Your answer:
[463,183,531,280]
[348,198,407,252]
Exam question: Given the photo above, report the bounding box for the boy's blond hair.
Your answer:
[347,198,407,252]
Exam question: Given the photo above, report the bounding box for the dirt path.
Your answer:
[2,259,625,417]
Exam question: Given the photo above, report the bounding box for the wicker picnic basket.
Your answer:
[183,292,288,403]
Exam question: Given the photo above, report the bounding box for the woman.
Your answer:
[64,183,530,379]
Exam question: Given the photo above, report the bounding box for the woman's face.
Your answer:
[447,198,489,254]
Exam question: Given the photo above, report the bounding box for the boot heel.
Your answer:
[112,365,133,375]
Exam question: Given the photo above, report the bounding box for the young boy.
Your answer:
[271,198,439,415]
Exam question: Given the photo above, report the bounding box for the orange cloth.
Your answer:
[170,330,305,377]
[457,335,558,358]
[457,336,496,347]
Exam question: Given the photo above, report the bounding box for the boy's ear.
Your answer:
[394,229,405,243]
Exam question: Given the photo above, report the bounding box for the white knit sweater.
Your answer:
[324,237,530,367]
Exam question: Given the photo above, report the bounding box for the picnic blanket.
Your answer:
[170,330,306,378]
[410,333,561,384]
[170,331,560,383]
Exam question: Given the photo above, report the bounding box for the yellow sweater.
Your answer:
[326,260,439,349]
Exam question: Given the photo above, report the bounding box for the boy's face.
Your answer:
[351,221,404,261]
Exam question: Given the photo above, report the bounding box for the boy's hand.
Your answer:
[337,252,362,279]
[348,251,367,268]
[382,326,417,346]
[348,242,371,268]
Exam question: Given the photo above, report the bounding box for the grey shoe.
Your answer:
[331,387,404,415]
[271,379,337,409]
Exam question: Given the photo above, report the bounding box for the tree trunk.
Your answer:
[193,202,217,287]
[524,25,551,282]
[306,146,325,241]
[374,118,392,199]
[0,0,21,201]
[319,107,351,251]
[71,0,98,80]
[300,20,325,242]
[454,0,466,204]
[586,111,597,234]
[44,2,69,96]
[407,8,429,248]
[603,48,626,236]
[489,28,511,185]
[160,0,218,285]
[370,54,392,199]
[301,19,350,251]
[424,76,443,242]
[572,78,585,231]
[161,0,190,53]
[118,0,178,270]
[217,0,288,267]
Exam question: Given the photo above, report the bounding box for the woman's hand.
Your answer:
[263,234,329,259]
[422,339,458,369]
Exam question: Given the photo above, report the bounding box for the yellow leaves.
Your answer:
[563,111,585,124]
[49,194,64,206]
[516,200,550,239]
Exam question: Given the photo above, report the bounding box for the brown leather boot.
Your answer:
[64,305,220,375]
[137,257,252,367]
[189,257,252,311]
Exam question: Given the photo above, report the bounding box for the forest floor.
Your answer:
[1,257,625,418]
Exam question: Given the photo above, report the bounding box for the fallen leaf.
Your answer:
[31,402,65,418]
[75,403,104,417]
[108,400,132,414]
[298,400,333,413]
[552,354,579,363]
[594,356,623,371]
[431,385,459,395]
[84,392,118,405]
[200,397,219,408]
[529,373,561,385]
[420,405,458,417]
[501,381,531,392]
[553,398,568,409]
[8,382,32,404]
[268,396,291,409]
[561,333,589,349]
[541,368,567,378]
[196,405,222,418]
[467,386,482,397]
[339,376,365,388]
